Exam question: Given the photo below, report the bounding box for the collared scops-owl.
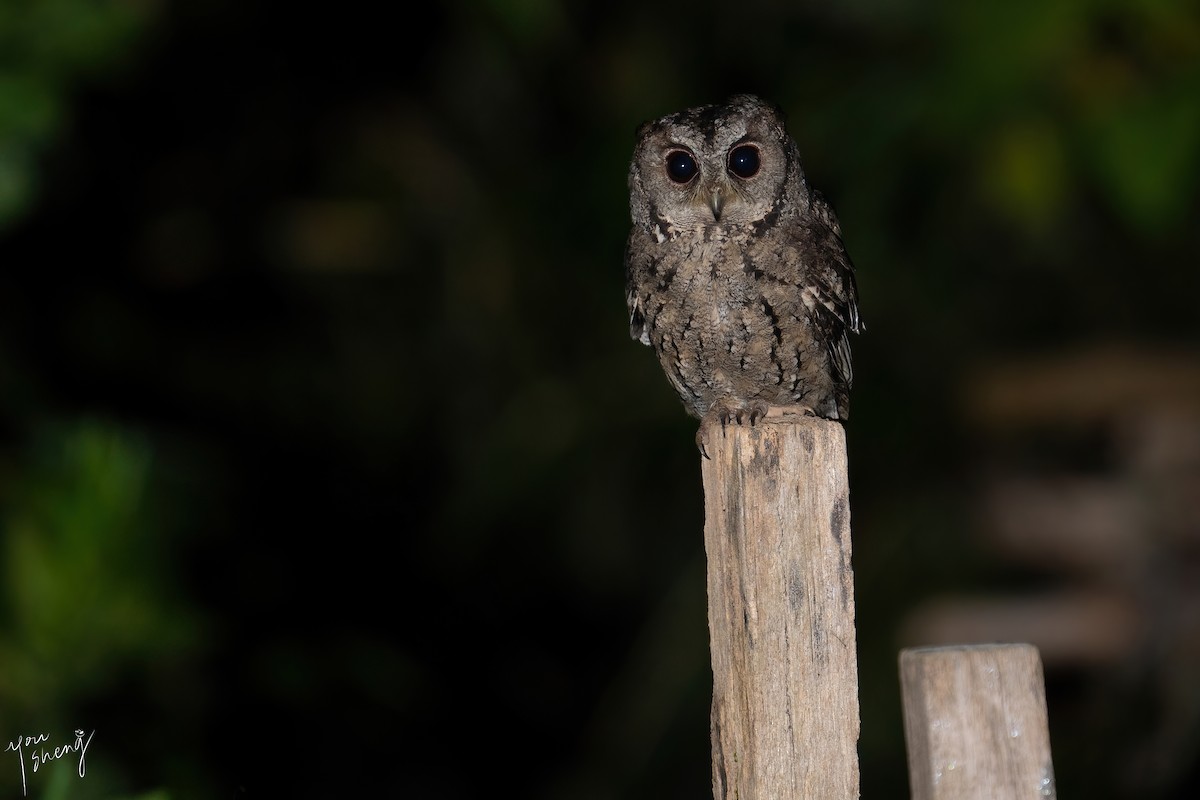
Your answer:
[625,94,863,454]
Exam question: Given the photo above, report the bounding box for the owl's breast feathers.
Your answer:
[625,201,861,420]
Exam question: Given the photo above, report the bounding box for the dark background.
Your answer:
[2,1,1198,798]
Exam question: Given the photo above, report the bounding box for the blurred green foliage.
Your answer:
[0,0,157,228]
[28,756,171,800]
[0,421,196,798]
[935,0,1200,236]
[0,421,199,711]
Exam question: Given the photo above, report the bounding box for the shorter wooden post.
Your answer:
[900,644,1056,800]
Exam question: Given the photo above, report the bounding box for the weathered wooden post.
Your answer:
[702,413,860,799]
[900,644,1057,800]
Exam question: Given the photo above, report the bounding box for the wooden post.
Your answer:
[702,415,859,800]
[899,644,1057,800]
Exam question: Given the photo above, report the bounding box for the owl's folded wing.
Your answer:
[801,194,863,391]
[624,243,652,346]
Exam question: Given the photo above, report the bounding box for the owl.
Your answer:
[625,94,862,455]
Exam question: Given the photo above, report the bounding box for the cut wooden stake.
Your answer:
[900,644,1057,800]
[702,415,859,800]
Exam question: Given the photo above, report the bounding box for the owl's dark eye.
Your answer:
[665,150,699,184]
[727,144,760,179]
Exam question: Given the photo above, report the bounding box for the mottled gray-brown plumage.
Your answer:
[625,94,862,452]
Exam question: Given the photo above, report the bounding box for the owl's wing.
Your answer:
[625,238,652,346]
[801,193,862,389]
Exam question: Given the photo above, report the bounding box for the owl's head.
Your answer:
[628,94,807,234]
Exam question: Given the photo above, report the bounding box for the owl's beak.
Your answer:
[708,189,724,222]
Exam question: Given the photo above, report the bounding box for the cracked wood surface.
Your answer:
[702,416,859,799]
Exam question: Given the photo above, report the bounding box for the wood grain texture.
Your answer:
[701,414,859,800]
[900,644,1057,800]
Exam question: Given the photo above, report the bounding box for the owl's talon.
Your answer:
[696,421,715,459]
[697,398,772,456]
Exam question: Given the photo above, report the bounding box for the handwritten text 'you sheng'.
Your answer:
[6,729,94,797]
